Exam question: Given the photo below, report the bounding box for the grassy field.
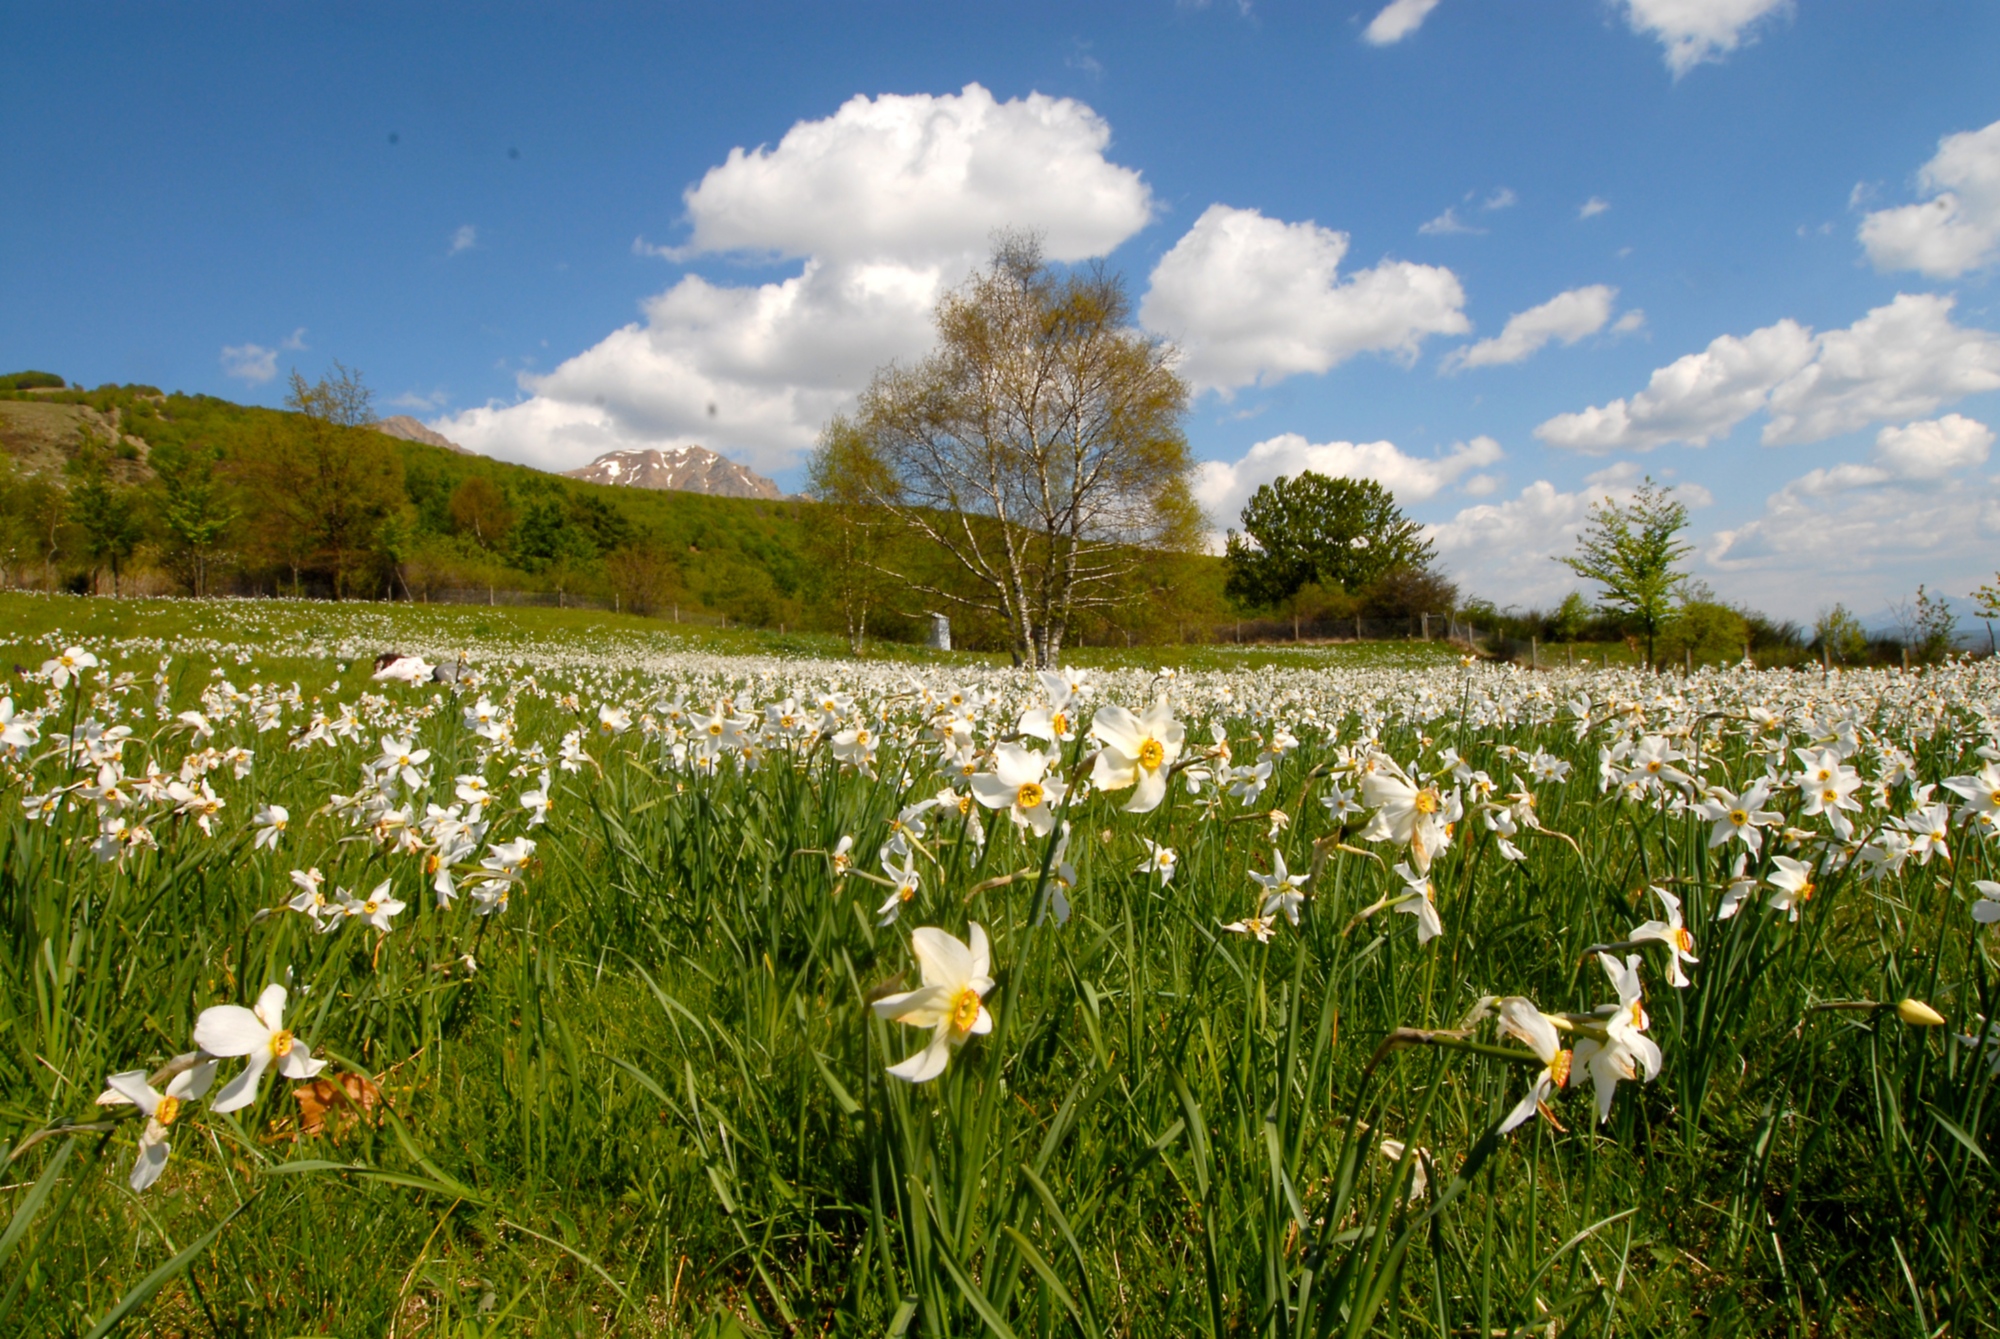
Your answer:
[0,592,1994,1336]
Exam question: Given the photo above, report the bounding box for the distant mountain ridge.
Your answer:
[564,445,784,500]
[373,415,471,454]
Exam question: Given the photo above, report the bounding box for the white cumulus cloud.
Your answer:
[220,343,279,385]
[1140,204,1468,395]
[1195,432,1502,530]
[1859,119,2000,279]
[436,85,1156,474]
[1443,285,1618,373]
[1536,293,2000,453]
[1622,0,1792,77]
[1426,481,1611,605]
[675,84,1151,264]
[1708,419,2000,601]
[1362,0,1443,46]
[450,225,478,255]
[1782,414,1993,496]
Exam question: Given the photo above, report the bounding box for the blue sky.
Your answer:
[5,1,1999,618]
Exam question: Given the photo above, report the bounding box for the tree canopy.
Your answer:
[1222,472,1434,613]
[1556,478,1691,669]
[853,234,1200,667]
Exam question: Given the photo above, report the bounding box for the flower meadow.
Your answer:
[1,596,1997,1335]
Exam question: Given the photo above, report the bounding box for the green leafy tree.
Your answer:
[446,475,515,551]
[855,234,1199,667]
[239,364,403,598]
[66,437,146,596]
[804,415,900,655]
[1813,604,1870,665]
[1557,478,1691,670]
[1223,473,1434,620]
[149,440,237,597]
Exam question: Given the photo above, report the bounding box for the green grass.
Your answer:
[0,594,1994,1336]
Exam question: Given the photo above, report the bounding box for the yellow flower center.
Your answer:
[1645,761,1662,774]
[1550,1050,1573,1087]
[1729,809,1748,827]
[154,1094,182,1126]
[708,722,724,736]
[957,795,973,816]
[364,900,380,915]
[856,730,871,745]
[270,1030,294,1058]
[1137,738,1165,771]
[949,987,982,1035]
[1414,789,1442,815]
[1799,880,1815,902]
[1016,781,1045,810]
[1052,712,1069,735]
[1674,927,1694,953]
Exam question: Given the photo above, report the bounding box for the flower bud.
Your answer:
[1895,998,1946,1027]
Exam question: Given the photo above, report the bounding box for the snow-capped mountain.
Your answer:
[562,445,783,500]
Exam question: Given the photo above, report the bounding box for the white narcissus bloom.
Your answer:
[193,983,327,1113]
[1088,698,1185,814]
[873,924,995,1083]
[379,736,432,790]
[971,743,1066,837]
[1361,762,1458,873]
[1250,849,1308,925]
[97,1057,219,1191]
[1017,670,1080,744]
[1220,914,1277,943]
[1570,954,1663,1123]
[1137,839,1178,886]
[345,879,406,932]
[43,646,99,689]
[1694,782,1782,853]
[875,848,921,925]
[1392,861,1444,945]
[1497,998,1571,1134]
[1944,763,2000,822]
[1766,855,1817,921]
[1971,880,2000,925]
[1377,1139,1428,1200]
[597,703,632,736]
[253,804,289,851]
[1629,887,1698,988]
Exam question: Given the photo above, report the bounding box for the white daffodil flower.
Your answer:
[1088,697,1185,814]
[1569,954,1663,1123]
[971,742,1066,837]
[97,1057,219,1191]
[1766,855,1817,921]
[1497,998,1571,1134]
[1393,860,1444,945]
[873,925,995,1083]
[193,983,327,1113]
[1362,762,1458,873]
[1695,782,1782,853]
[1250,848,1308,925]
[1629,886,1698,987]
[252,804,289,851]
[1137,839,1179,886]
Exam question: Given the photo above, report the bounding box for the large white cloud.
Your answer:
[1139,205,1468,395]
[1622,0,1792,77]
[1536,294,2000,453]
[1195,432,1502,530]
[1362,0,1443,46]
[1426,481,1610,605]
[1859,119,2000,280]
[1443,285,1618,373]
[1762,414,1993,497]
[676,84,1152,264]
[1707,417,2000,605]
[436,85,1155,474]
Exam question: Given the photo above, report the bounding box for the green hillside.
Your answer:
[0,377,1234,649]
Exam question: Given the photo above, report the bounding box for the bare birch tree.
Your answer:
[855,235,1199,667]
